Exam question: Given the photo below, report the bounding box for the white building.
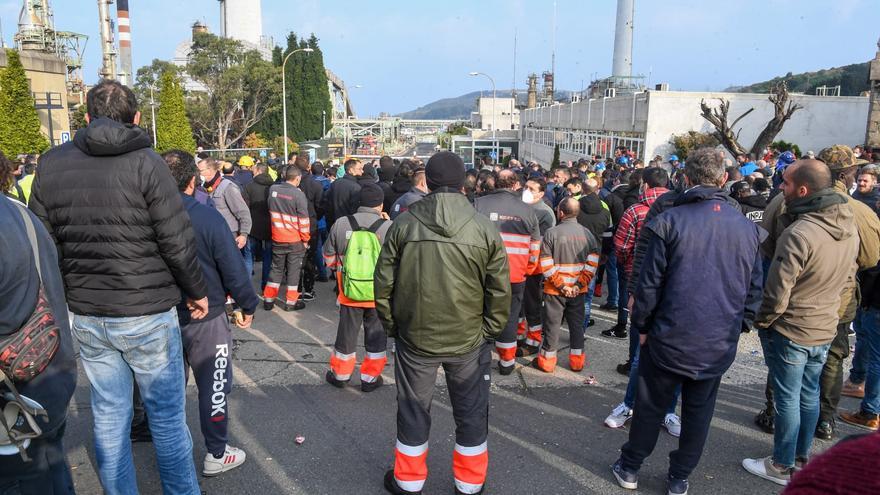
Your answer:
[471,97,520,131]
[519,90,869,166]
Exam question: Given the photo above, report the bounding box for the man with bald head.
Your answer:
[744,159,860,486]
[475,169,541,374]
[753,146,880,441]
[534,197,600,373]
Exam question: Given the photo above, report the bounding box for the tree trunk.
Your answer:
[749,82,804,158]
[699,98,750,158]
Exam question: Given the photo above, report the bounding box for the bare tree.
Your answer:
[699,82,803,159]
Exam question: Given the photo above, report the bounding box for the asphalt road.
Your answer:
[62,269,864,494]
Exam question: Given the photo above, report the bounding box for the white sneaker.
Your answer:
[742,456,791,486]
[605,402,633,428]
[663,413,682,437]
[203,445,247,476]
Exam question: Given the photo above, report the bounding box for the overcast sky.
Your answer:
[2,0,878,116]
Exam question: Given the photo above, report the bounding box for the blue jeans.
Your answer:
[247,237,272,290]
[850,308,870,384]
[859,307,880,414]
[582,277,597,330]
[241,237,254,279]
[605,252,619,306]
[71,308,200,495]
[760,328,830,468]
[314,227,328,279]
[624,332,680,413]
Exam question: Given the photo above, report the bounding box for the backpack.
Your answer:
[340,215,386,301]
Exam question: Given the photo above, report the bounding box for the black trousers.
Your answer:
[620,346,722,480]
[522,274,544,331]
[298,234,319,295]
[0,422,74,495]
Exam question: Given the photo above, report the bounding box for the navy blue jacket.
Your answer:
[176,194,259,325]
[632,186,765,380]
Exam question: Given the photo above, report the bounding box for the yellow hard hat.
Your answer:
[238,155,255,167]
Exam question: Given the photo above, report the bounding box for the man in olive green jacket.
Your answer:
[374,152,510,495]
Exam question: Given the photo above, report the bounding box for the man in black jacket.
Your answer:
[577,179,611,331]
[243,163,274,289]
[322,158,363,225]
[293,154,324,300]
[29,80,208,494]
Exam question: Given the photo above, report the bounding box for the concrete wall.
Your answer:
[0,50,71,146]
[520,93,649,133]
[643,91,869,160]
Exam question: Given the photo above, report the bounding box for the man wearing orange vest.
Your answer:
[263,166,310,311]
[535,197,600,373]
[474,169,541,375]
[323,183,392,392]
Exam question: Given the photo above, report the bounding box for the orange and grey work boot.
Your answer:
[327,349,356,388]
[384,470,422,495]
[569,349,586,372]
[360,351,388,393]
[533,348,557,373]
[495,342,517,375]
[839,410,880,431]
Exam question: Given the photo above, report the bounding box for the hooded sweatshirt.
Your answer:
[374,191,511,357]
[756,190,859,345]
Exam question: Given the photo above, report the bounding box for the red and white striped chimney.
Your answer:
[117,0,133,86]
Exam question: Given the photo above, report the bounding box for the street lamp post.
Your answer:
[469,72,497,163]
[149,85,157,146]
[282,47,314,162]
[322,110,326,138]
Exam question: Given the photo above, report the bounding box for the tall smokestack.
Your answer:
[611,0,634,80]
[97,0,117,80]
[116,0,133,86]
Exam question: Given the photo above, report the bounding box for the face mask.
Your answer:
[850,183,858,195]
[522,189,535,204]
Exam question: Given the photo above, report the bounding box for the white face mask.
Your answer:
[522,189,535,204]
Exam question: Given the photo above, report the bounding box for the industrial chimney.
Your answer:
[526,73,538,109]
[97,0,117,80]
[611,0,634,80]
[116,0,132,86]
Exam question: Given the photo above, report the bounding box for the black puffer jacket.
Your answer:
[385,179,412,213]
[29,118,207,316]
[577,193,611,244]
[243,172,274,241]
[322,174,361,225]
[299,172,324,233]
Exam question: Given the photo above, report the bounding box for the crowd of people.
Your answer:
[1,80,880,495]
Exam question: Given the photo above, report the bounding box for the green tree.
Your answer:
[133,59,178,136]
[186,32,280,154]
[0,49,50,156]
[155,70,196,152]
[551,144,560,169]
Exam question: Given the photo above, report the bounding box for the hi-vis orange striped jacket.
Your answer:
[474,189,541,284]
[267,182,311,244]
[540,217,600,296]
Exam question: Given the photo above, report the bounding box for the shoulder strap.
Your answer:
[347,215,361,231]
[367,218,386,234]
[14,203,42,282]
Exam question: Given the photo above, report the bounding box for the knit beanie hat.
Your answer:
[425,152,466,191]
[359,183,384,208]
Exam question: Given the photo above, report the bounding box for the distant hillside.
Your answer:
[727,62,870,96]
[397,90,574,119]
